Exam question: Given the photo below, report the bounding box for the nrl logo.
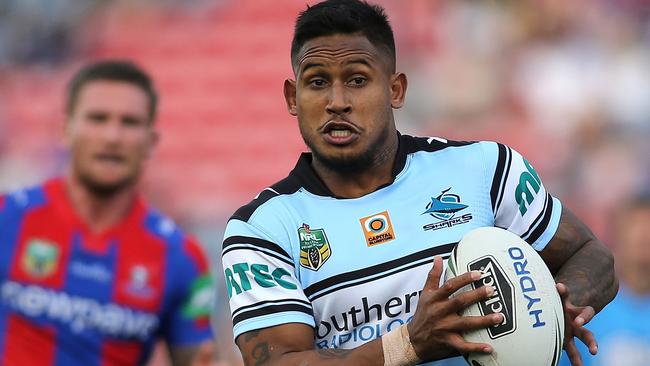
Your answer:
[298,224,331,271]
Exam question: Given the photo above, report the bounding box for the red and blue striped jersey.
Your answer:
[0,178,213,366]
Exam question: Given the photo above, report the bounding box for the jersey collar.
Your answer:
[45,177,146,239]
[291,131,410,198]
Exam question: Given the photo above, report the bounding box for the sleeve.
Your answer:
[163,237,214,346]
[483,142,563,251]
[222,218,314,340]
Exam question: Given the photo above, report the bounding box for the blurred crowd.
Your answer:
[385,0,650,241]
[0,0,648,365]
[0,0,102,68]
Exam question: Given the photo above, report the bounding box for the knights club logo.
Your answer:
[298,224,331,271]
[22,239,60,278]
[422,188,473,232]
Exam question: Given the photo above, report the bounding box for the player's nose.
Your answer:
[101,119,125,143]
[326,83,351,115]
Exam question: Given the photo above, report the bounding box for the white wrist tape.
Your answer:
[382,324,421,366]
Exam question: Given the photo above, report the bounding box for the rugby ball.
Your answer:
[445,227,564,366]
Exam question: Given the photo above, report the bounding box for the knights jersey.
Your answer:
[0,178,213,366]
[221,134,562,365]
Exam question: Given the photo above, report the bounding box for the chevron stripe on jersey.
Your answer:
[222,133,562,366]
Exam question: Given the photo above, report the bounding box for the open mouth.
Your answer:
[321,120,360,145]
[329,129,352,138]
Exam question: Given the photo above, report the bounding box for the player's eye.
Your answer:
[122,116,144,127]
[86,112,108,124]
[348,76,367,87]
[309,78,328,88]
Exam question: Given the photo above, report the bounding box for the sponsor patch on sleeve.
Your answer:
[182,274,213,320]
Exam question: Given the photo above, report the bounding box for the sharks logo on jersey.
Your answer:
[422,188,473,231]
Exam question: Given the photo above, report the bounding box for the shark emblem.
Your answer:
[422,188,468,220]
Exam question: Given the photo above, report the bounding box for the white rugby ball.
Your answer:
[445,227,564,366]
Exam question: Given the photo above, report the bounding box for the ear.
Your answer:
[284,79,298,116]
[390,73,408,109]
[145,129,160,159]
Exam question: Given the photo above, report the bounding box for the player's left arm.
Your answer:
[540,206,618,313]
[484,142,618,366]
[539,206,618,366]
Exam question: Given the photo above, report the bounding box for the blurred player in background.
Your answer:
[560,193,650,366]
[0,60,215,365]
[220,1,616,366]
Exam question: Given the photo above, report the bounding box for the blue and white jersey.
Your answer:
[222,133,562,365]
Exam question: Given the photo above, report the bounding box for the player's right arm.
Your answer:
[230,252,501,366]
[236,323,382,365]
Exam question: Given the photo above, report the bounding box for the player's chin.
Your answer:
[315,149,372,173]
[320,144,363,157]
[320,136,366,153]
[81,172,136,196]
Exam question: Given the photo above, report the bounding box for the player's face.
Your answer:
[65,80,157,194]
[284,33,406,172]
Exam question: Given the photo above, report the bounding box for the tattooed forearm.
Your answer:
[246,343,356,366]
[295,349,354,366]
[540,207,618,313]
[315,348,353,359]
[237,324,383,366]
[555,240,617,312]
[251,342,271,366]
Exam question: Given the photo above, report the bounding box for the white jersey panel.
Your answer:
[222,219,315,338]
[481,142,562,251]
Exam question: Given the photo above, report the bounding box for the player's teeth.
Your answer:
[330,130,351,138]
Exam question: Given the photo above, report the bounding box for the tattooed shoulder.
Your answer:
[242,329,262,343]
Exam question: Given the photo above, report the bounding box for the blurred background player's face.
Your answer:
[286,33,404,173]
[65,80,157,195]
[616,204,650,294]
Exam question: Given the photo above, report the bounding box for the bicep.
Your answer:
[236,323,316,366]
[539,206,597,275]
